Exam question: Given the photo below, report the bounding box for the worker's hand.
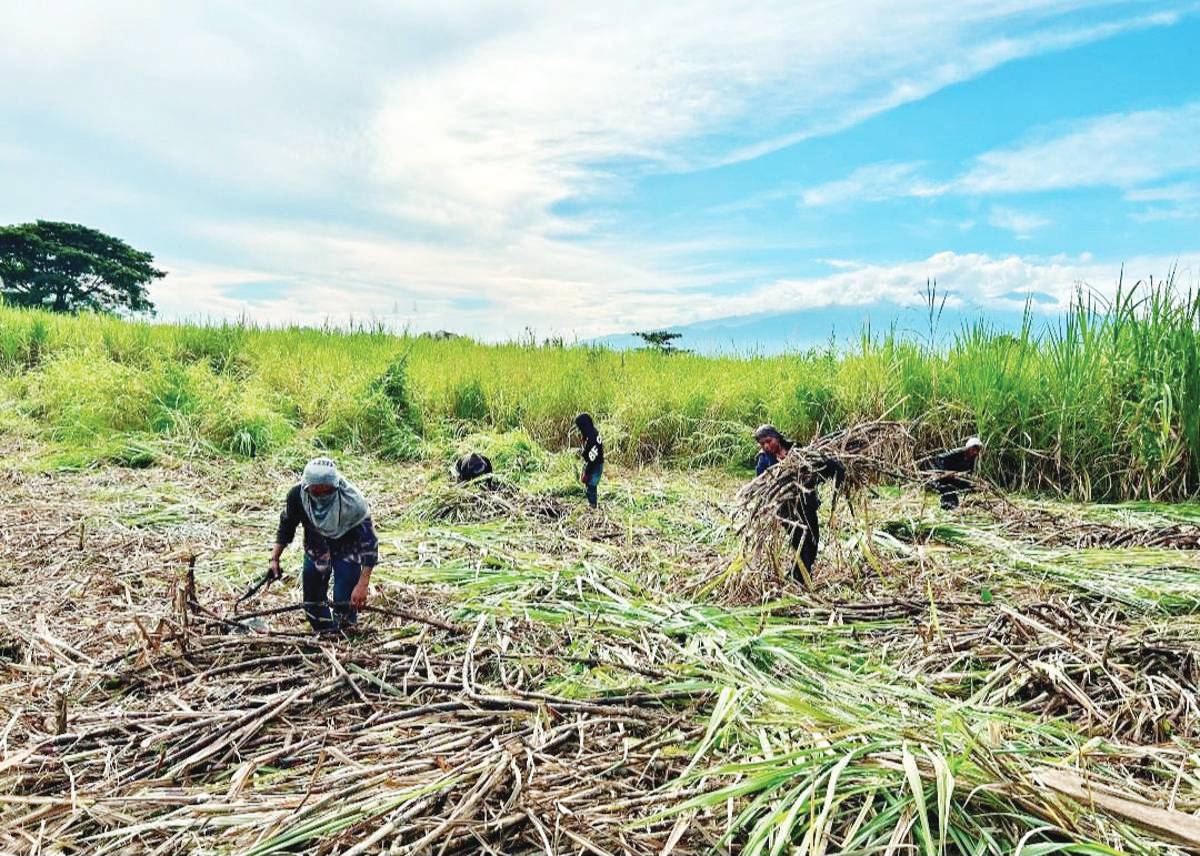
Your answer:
[580,473,588,485]
[267,557,282,581]
[350,579,370,609]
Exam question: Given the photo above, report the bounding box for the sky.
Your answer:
[3,1,1199,342]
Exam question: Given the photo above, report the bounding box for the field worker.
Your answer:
[575,412,604,509]
[453,452,494,485]
[754,425,845,582]
[919,436,983,510]
[269,457,379,633]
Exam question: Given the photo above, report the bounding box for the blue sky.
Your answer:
[2,1,1199,340]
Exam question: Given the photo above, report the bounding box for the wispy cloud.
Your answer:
[724,6,1184,167]
[958,102,1200,194]
[1124,182,1200,203]
[799,163,940,207]
[988,206,1052,238]
[1125,182,1200,222]
[802,101,1200,209]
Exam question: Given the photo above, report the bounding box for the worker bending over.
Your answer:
[269,457,379,633]
[919,436,983,510]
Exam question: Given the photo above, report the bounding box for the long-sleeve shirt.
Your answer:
[918,447,977,475]
[275,484,379,567]
[581,435,604,480]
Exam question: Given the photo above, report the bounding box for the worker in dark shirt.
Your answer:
[753,425,845,582]
[918,436,982,510]
[575,413,604,508]
[453,452,494,485]
[269,457,379,632]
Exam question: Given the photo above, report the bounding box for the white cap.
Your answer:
[965,436,982,449]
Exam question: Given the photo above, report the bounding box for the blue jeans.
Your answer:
[585,463,603,508]
[302,555,361,631]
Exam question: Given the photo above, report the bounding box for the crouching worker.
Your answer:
[754,425,845,583]
[268,457,379,633]
[453,452,495,485]
[575,413,604,508]
[919,436,983,510]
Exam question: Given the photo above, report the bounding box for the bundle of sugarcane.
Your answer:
[408,477,566,524]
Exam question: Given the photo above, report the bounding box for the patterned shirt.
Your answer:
[275,484,380,567]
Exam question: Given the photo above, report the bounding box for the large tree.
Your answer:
[0,220,164,314]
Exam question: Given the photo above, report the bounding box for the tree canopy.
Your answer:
[0,220,164,314]
[634,329,685,354]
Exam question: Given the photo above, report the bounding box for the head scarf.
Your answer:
[300,457,370,539]
[574,413,599,442]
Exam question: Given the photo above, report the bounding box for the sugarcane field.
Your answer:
[5,358,1200,854]
[8,5,1200,853]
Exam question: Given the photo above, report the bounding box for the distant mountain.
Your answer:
[596,302,1054,356]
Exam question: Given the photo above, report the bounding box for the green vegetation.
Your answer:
[1,277,1199,500]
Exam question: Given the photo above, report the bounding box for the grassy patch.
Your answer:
[3,280,1200,499]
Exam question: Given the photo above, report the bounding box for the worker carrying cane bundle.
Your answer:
[753,425,845,582]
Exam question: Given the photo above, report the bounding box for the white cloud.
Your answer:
[155,220,721,339]
[148,265,288,323]
[705,250,1199,320]
[366,2,1185,233]
[988,206,1052,238]
[156,236,1198,340]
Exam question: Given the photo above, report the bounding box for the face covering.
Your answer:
[300,457,370,539]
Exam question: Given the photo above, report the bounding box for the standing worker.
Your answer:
[269,457,379,633]
[754,425,845,582]
[919,436,983,509]
[575,413,604,509]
